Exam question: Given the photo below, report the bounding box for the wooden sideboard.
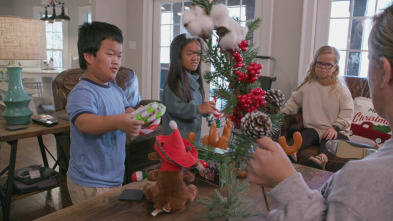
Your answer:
[35,164,333,221]
[0,117,70,221]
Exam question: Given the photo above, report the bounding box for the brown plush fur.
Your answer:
[143,152,198,213]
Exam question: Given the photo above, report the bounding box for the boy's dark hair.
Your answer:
[165,34,204,102]
[78,21,123,70]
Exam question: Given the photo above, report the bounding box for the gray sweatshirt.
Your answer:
[263,138,393,220]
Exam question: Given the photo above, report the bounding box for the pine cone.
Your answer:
[240,111,272,140]
[264,89,285,114]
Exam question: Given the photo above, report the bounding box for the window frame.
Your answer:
[301,0,390,81]
[32,6,69,69]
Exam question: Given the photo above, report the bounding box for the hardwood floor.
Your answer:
[0,135,72,221]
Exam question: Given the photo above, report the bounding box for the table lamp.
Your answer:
[0,16,46,125]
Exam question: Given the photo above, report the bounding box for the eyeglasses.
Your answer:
[316,62,336,69]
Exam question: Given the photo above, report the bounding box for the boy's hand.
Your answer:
[116,113,144,137]
[125,107,135,113]
[199,101,217,114]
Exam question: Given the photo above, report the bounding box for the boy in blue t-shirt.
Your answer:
[66,21,144,205]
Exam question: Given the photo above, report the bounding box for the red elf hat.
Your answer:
[154,121,198,168]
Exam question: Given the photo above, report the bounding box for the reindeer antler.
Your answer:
[278,131,302,155]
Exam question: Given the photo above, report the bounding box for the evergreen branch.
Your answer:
[245,18,262,41]
[192,0,217,15]
[227,131,255,163]
[267,112,284,138]
[198,164,260,220]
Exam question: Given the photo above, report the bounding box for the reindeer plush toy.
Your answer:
[143,120,199,216]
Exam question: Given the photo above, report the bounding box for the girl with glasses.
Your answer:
[162,34,217,143]
[281,45,354,169]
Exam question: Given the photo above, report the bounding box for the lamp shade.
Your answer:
[0,16,46,60]
[0,16,47,125]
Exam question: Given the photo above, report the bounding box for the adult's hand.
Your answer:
[247,137,297,188]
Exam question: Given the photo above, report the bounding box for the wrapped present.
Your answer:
[131,102,166,135]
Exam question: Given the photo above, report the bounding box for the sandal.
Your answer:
[307,154,327,170]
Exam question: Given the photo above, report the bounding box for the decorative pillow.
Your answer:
[350,97,391,144]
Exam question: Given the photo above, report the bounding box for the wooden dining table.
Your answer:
[35,164,333,221]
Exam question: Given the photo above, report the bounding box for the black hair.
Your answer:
[77,21,123,70]
[165,34,204,102]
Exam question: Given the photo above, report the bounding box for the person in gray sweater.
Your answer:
[247,4,393,220]
[282,45,354,169]
[162,34,216,142]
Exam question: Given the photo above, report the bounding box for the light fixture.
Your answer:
[55,3,71,22]
[0,16,47,125]
[41,0,71,22]
[48,5,56,22]
[40,6,49,21]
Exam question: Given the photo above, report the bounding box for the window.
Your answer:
[155,0,255,100]
[46,22,63,68]
[158,1,193,100]
[34,6,67,69]
[328,0,391,77]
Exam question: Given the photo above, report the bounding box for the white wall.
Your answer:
[93,0,128,65]
[68,0,92,68]
[125,0,148,97]
[267,0,303,100]
[0,0,13,15]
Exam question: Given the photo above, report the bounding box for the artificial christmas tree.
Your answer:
[183,0,283,166]
[181,0,284,219]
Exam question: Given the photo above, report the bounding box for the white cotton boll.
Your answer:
[194,5,206,16]
[221,18,237,31]
[220,19,248,45]
[219,31,239,50]
[183,6,214,37]
[169,120,178,130]
[199,15,214,36]
[237,25,248,42]
[182,9,196,26]
[186,21,203,37]
[210,4,230,27]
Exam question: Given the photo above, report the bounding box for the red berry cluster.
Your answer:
[231,40,249,68]
[234,62,262,84]
[238,40,249,51]
[230,88,266,127]
[231,40,262,84]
